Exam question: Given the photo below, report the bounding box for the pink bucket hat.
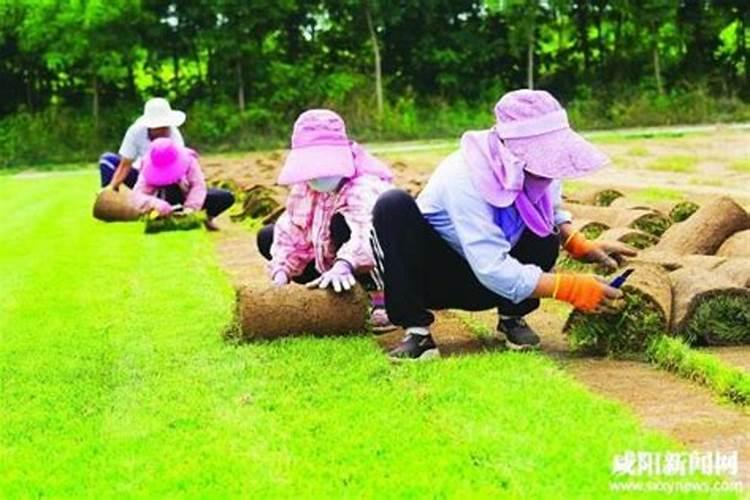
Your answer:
[494,89,609,179]
[141,137,191,187]
[277,109,356,185]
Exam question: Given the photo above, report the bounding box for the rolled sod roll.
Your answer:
[567,204,672,236]
[715,259,750,288]
[634,251,727,272]
[563,263,672,356]
[610,198,700,223]
[566,187,624,206]
[716,230,750,257]
[235,284,370,340]
[570,219,610,239]
[661,201,700,223]
[669,268,750,346]
[92,189,141,222]
[653,196,750,255]
[598,227,659,250]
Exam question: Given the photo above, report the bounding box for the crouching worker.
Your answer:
[256,109,396,332]
[372,90,637,360]
[99,97,186,190]
[131,138,234,231]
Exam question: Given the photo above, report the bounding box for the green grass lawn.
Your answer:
[0,173,722,497]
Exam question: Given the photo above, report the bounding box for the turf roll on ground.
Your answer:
[597,227,659,250]
[570,218,610,239]
[92,189,141,222]
[566,188,624,206]
[716,229,750,257]
[663,201,700,223]
[653,196,750,255]
[234,284,369,340]
[669,267,750,346]
[563,263,672,356]
[566,204,672,236]
[715,258,750,288]
[634,251,727,272]
[144,212,207,234]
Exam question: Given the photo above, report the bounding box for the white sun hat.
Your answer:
[136,97,186,128]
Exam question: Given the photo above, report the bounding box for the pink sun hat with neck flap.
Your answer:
[494,89,609,179]
[141,137,191,187]
[277,109,356,185]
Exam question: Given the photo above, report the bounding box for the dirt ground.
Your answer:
[209,126,750,485]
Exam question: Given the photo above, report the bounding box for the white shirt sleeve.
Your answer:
[118,124,139,160]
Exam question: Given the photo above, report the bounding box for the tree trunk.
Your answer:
[577,0,590,74]
[527,31,534,89]
[653,39,663,95]
[236,59,245,112]
[173,53,180,94]
[92,75,100,130]
[365,1,384,119]
[739,9,748,88]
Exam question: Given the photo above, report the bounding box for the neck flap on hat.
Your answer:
[460,128,555,237]
[350,141,394,181]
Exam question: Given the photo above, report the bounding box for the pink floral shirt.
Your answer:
[270,174,393,278]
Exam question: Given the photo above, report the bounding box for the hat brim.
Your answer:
[505,128,609,179]
[141,147,191,187]
[277,144,355,185]
[136,110,186,129]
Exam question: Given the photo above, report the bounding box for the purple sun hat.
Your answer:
[494,90,609,179]
[277,109,356,185]
[141,137,191,187]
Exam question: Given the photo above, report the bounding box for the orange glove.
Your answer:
[564,231,596,259]
[553,274,605,312]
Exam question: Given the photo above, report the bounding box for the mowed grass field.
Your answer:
[0,173,717,497]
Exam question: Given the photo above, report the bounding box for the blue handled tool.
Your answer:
[609,269,634,289]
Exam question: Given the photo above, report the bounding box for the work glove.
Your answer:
[271,270,289,287]
[553,273,623,313]
[564,231,637,272]
[306,260,356,293]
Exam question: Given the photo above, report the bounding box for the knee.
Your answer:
[221,190,236,210]
[99,152,118,168]
[256,224,275,260]
[373,189,414,227]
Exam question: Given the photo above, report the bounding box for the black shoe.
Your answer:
[388,333,440,361]
[497,317,540,351]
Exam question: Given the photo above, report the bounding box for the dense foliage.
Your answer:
[1,1,749,165]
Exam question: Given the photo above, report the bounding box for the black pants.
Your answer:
[372,189,559,328]
[257,213,376,288]
[161,184,235,219]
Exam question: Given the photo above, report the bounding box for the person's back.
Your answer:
[98,97,186,190]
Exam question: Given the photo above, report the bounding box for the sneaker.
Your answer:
[388,331,440,361]
[204,218,220,231]
[497,317,540,351]
[370,308,398,334]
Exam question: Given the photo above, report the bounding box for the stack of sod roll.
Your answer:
[563,196,750,356]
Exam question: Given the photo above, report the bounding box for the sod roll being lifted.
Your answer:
[653,196,750,255]
[563,263,672,356]
[669,267,750,346]
[92,189,141,222]
[236,284,369,340]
